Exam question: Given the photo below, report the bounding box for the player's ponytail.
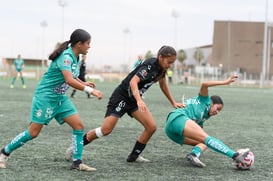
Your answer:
[48,29,91,61]
[48,41,70,61]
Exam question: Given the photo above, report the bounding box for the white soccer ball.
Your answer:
[234,150,254,170]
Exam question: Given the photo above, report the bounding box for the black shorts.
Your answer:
[105,87,138,118]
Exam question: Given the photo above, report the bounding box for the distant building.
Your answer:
[209,20,273,79]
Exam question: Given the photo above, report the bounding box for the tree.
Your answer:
[193,48,204,65]
[177,49,187,64]
[145,50,153,60]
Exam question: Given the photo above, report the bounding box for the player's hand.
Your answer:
[137,100,147,112]
[225,75,238,84]
[86,81,96,88]
[173,102,185,108]
[91,89,103,100]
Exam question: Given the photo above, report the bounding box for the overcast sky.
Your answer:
[0,0,272,69]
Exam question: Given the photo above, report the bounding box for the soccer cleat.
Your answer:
[65,145,73,162]
[135,156,151,163]
[0,152,9,169]
[127,155,151,163]
[186,154,206,168]
[233,148,250,163]
[71,162,97,172]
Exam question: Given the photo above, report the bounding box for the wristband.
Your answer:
[84,86,94,94]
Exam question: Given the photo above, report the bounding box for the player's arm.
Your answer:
[199,75,238,96]
[159,77,184,108]
[129,75,147,112]
[75,77,96,88]
[62,70,102,99]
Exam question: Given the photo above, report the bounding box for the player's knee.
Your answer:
[72,122,84,130]
[29,130,40,138]
[147,124,157,134]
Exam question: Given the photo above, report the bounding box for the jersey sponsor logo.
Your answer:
[53,82,70,94]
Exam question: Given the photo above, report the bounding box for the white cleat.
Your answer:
[186,154,206,168]
[233,148,250,163]
[0,152,9,169]
[135,156,151,163]
[71,162,97,172]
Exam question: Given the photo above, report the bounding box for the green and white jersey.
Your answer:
[34,47,79,99]
[14,58,24,71]
[169,94,211,127]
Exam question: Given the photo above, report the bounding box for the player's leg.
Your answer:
[183,120,249,162]
[10,72,17,88]
[83,94,124,145]
[64,114,96,171]
[19,71,26,88]
[184,138,207,167]
[127,108,156,162]
[71,89,76,98]
[65,116,119,162]
[0,123,43,169]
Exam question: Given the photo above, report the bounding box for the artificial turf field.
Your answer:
[0,78,273,181]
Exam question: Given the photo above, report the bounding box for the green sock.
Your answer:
[191,146,202,157]
[20,77,25,85]
[11,77,16,85]
[204,136,236,158]
[72,130,84,161]
[4,130,33,154]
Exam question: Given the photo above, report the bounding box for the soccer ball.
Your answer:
[234,151,254,170]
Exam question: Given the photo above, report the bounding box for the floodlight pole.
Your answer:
[40,20,48,74]
[58,0,67,41]
[172,8,179,84]
[261,0,268,87]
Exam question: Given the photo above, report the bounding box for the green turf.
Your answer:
[0,78,273,181]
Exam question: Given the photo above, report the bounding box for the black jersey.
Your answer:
[118,58,164,99]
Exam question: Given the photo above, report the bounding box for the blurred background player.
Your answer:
[133,54,144,70]
[10,54,26,88]
[71,54,91,98]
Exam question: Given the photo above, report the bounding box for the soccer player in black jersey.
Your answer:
[65,45,184,162]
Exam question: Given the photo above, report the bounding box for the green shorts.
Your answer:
[30,95,78,125]
[165,112,189,145]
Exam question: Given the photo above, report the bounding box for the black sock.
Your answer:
[127,141,146,162]
[83,134,91,146]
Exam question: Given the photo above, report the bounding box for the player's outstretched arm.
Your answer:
[200,75,238,96]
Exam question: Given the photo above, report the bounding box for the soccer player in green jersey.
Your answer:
[0,29,102,171]
[165,75,250,168]
[10,54,26,88]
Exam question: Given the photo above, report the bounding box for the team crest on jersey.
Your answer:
[140,69,147,78]
[63,59,70,66]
